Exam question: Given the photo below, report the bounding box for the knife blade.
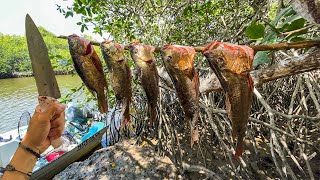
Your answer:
[25,14,61,98]
[25,14,63,148]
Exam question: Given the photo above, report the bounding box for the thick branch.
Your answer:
[57,35,320,52]
[199,49,320,93]
[251,49,320,85]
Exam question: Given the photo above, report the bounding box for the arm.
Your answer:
[2,101,65,180]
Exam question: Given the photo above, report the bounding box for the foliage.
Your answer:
[57,0,319,67]
[0,34,29,77]
[57,0,260,45]
[0,27,73,78]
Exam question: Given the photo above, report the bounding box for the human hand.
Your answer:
[22,102,66,154]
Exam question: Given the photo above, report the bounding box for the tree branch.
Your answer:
[182,162,222,180]
[251,49,320,85]
[57,35,320,94]
[57,35,320,52]
[198,48,320,93]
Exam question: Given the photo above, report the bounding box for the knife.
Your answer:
[25,14,63,148]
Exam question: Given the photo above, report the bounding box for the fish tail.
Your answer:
[97,92,108,113]
[189,115,199,147]
[120,99,131,129]
[234,135,244,160]
[149,102,157,127]
[191,127,199,147]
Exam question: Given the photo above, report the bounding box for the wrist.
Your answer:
[21,135,41,154]
[9,145,38,173]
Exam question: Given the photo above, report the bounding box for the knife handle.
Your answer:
[38,96,63,148]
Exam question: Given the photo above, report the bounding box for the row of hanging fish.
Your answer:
[67,34,254,158]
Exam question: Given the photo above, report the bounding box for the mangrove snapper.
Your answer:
[128,42,159,127]
[161,45,200,147]
[203,41,254,158]
[100,41,132,128]
[68,34,108,113]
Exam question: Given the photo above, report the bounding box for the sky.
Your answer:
[0,0,104,41]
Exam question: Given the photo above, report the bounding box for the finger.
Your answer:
[50,112,65,139]
[50,112,65,128]
[48,126,64,139]
[43,103,66,120]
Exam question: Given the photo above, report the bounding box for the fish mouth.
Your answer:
[84,42,92,55]
[145,59,153,65]
[117,59,125,63]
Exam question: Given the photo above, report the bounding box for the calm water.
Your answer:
[0,75,83,134]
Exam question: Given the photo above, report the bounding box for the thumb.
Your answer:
[42,103,66,121]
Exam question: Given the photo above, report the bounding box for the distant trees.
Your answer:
[0,27,73,78]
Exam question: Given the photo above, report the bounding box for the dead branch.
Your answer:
[205,107,314,145]
[182,162,223,180]
[254,88,295,179]
[251,49,320,86]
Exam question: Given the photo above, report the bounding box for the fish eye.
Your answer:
[216,58,224,63]
[133,49,138,54]
[167,56,172,61]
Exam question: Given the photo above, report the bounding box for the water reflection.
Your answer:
[0,75,83,133]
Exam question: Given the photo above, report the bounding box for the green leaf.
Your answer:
[65,11,73,18]
[245,22,265,39]
[76,22,82,25]
[81,25,85,32]
[183,6,192,16]
[284,18,305,32]
[272,6,294,26]
[263,31,278,43]
[277,14,302,30]
[86,7,92,17]
[253,51,269,67]
[289,36,305,42]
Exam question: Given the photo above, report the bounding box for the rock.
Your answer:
[53,139,178,180]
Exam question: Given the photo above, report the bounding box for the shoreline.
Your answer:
[0,70,74,79]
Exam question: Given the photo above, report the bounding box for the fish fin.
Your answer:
[190,127,199,147]
[234,142,243,160]
[234,135,245,160]
[149,102,157,127]
[120,99,131,129]
[193,68,200,97]
[125,63,132,81]
[248,74,254,91]
[188,115,199,147]
[97,91,108,113]
[91,49,104,75]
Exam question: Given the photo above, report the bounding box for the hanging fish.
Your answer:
[161,45,200,147]
[203,41,254,158]
[68,34,108,113]
[128,42,159,127]
[100,41,132,128]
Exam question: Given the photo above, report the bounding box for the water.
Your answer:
[0,75,83,134]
